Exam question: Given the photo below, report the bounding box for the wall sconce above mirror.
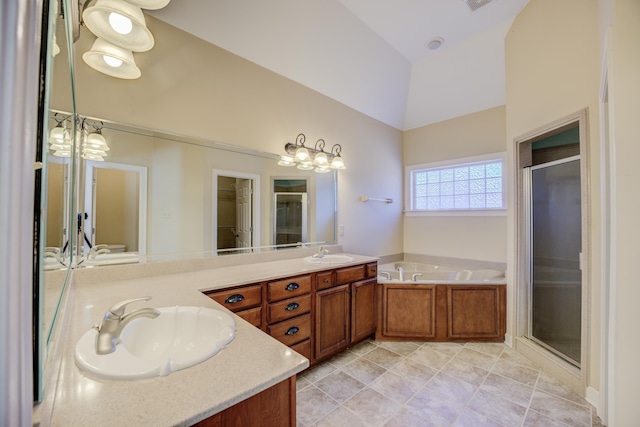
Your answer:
[278,133,345,173]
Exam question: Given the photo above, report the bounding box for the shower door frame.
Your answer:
[513,109,591,394]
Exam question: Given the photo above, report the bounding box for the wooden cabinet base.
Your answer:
[194,377,296,427]
[376,283,506,342]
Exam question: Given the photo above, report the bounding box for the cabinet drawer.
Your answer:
[267,314,311,347]
[316,271,335,291]
[207,284,262,312]
[290,339,312,361]
[268,294,311,324]
[366,263,378,278]
[236,306,262,328]
[336,265,365,285]
[267,275,311,302]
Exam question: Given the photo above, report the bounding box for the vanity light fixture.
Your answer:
[82,0,154,52]
[81,121,110,161]
[80,0,171,79]
[82,38,141,79]
[49,114,73,157]
[279,133,346,172]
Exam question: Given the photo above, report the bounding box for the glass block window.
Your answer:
[409,157,505,211]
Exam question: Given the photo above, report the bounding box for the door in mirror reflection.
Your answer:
[216,176,254,250]
[84,161,148,256]
[273,179,308,245]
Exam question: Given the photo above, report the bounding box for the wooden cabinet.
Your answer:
[315,264,378,362]
[351,278,377,343]
[379,284,437,339]
[194,376,296,427]
[205,261,378,366]
[315,284,350,360]
[447,285,505,340]
[376,283,506,342]
[208,284,263,329]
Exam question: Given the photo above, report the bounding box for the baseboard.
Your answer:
[504,333,513,347]
[586,386,599,413]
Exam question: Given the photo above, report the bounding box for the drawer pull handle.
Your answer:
[285,302,300,311]
[285,282,300,291]
[371,268,377,274]
[285,326,299,336]
[225,294,245,304]
[323,278,329,283]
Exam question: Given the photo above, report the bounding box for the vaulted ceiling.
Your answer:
[150,0,530,130]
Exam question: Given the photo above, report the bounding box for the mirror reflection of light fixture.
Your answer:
[82,38,141,79]
[49,115,72,157]
[280,133,346,172]
[123,0,171,9]
[82,0,154,52]
[82,121,110,161]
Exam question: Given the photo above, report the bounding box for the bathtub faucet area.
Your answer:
[378,261,505,284]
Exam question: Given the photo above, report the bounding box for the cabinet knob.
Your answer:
[285,282,300,291]
[225,294,245,304]
[323,278,329,283]
[285,326,299,336]
[285,302,300,311]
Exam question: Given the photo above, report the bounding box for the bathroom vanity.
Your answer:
[39,251,377,426]
[206,260,378,366]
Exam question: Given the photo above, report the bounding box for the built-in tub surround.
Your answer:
[37,248,377,425]
[378,261,505,284]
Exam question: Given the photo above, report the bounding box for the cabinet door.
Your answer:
[381,284,437,338]
[315,284,350,360]
[351,278,376,344]
[447,285,505,340]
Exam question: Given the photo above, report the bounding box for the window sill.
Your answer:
[404,209,507,217]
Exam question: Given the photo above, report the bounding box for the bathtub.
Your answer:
[377,261,505,284]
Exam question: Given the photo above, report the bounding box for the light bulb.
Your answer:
[108,12,133,35]
[103,55,123,68]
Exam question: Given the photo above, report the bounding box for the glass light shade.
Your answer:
[52,35,60,57]
[277,155,295,166]
[330,155,345,170]
[48,127,69,144]
[313,151,329,166]
[82,152,106,161]
[52,150,71,158]
[50,142,72,151]
[82,38,141,79]
[84,132,110,150]
[82,147,108,156]
[124,0,171,10]
[315,166,331,174]
[82,0,154,52]
[294,146,310,162]
[108,12,133,34]
[296,162,314,171]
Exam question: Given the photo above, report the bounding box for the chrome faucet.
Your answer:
[312,246,329,258]
[95,296,160,355]
[412,273,424,281]
[378,271,391,280]
[397,266,405,281]
[88,244,111,259]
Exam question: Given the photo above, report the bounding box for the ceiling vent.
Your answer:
[464,0,493,12]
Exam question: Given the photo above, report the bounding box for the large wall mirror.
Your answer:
[41,114,337,267]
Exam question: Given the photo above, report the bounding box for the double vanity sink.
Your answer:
[43,250,376,426]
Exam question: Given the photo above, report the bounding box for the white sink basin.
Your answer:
[75,306,235,380]
[303,254,355,265]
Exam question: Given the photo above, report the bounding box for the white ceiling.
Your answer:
[149,0,530,130]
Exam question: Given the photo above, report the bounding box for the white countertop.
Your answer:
[43,253,377,426]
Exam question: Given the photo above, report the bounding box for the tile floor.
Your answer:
[296,340,602,427]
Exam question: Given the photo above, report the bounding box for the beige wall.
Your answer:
[600,0,640,424]
[403,106,507,262]
[51,17,403,258]
[505,0,601,398]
